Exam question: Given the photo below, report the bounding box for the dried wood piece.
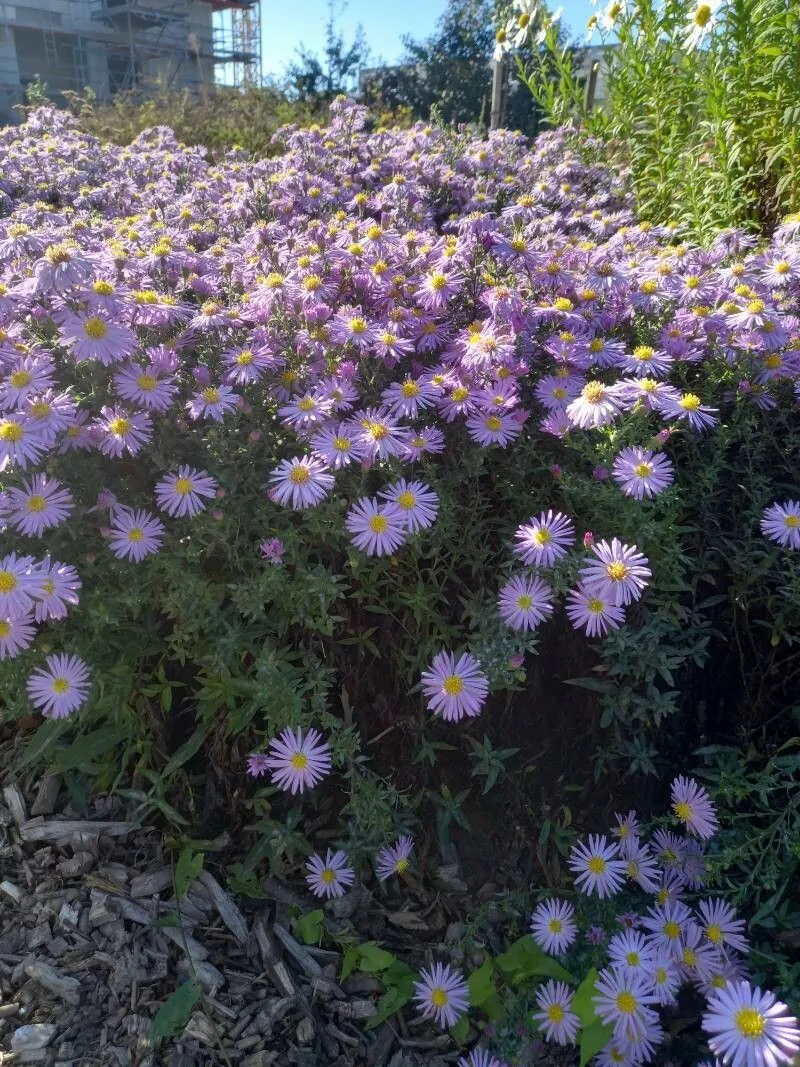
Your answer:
[181,1012,217,1046]
[24,961,81,1004]
[253,917,296,997]
[240,1054,279,1067]
[198,870,248,945]
[0,880,23,904]
[2,785,27,827]
[30,776,61,817]
[334,999,377,1021]
[130,868,172,898]
[56,902,80,931]
[272,923,323,979]
[88,889,121,928]
[11,1024,57,1052]
[19,819,137,843]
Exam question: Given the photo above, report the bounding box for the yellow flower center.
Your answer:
[443,675,464,696]
[93,280,114,295]
[626,951,641,966]
[10,370,31,388]
[451,386,469,403]
[395,857,410,874]
[693,4,712,26]
[84,317,108,340]
[583,381,606,403]
[517,594,533,610]
[429,272,448,291]
[26,495,46,512]
[0,420,24,442]
[367,422,388,441]
[289,466,310,484]
[127,527,144,542]
[547,1003,565,1022]
[45,244,72,264]
[548,918,562,933]
[554,297,573,312]
[680,394,702,411]
[587,856,607,874]
[200,387,219,404]
[589,339,605,353]
[682,948,697,966]
[109,417,130,437]
[0,570,17,593]
[485,415,503,432]
[663,921,681,940]
[320,868,335,885]
[735,1008,765,1038]
[431,988,449,1007]
[236,350,254,365]
[634,462,652,478]
[633,346,654,362]
[0,620,10,637]
[401,381,419,398]
[674,800,693,821]
[349,317,367,334]
[397,491,416,509]
[518,12,530,28]
[747,299,765,314]
[137,374,157,391]
[298,397,316,412]
[290,752,309,771]
[616,992,636,1014]
[369,515,389,534]
[174,477,193,496]
[705,923,723,943]
[51,677,70,694]
[606,562,629,581]
[641,280,658,294]
[655,967,668,984]
[784,515,800,528]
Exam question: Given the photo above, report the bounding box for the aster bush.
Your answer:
[1,95,800,1061]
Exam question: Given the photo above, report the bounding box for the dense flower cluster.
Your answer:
[525,777,800,1066]
[1,100,799,730]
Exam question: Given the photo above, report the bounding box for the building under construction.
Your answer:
[0,0,262,124]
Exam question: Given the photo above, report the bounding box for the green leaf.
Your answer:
[51,724,127,773]
[580,1019,615,1066]
[150,978,202,1042]
[294,909,324,946]
[18,718,68,771]
[340,945,360,982]
[152,912,182,929]
[495,935,573,984]
[572,968,600,1027]
[174,846,204,900]
[467,961,495,1007]
[450,1013,470,1042]
[481,992,506,1022]
[163,724,208,778]
[357,941,396,974]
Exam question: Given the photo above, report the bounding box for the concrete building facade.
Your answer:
[0,0,260,125]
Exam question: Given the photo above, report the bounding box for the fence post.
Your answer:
[490,56,505,130]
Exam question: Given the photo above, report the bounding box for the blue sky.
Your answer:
[259,0,597,80]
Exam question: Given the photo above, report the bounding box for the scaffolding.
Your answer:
[0,0,262,112]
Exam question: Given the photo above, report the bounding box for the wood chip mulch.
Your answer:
[0,781,476,1067]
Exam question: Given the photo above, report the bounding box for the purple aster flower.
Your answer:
[382,376,438,418]
[186,384,239,422]
[380,480,439,534]
[0,355,55,409]
[154,466,218,518]
[660,391,718,430]
[641,900,693,950]
[457,1051,508,1067]
[651,950,681,1007]
[263,726,331,794]
[580,538,651,607]
[375,835,414,881]
[466,410,523,447]
[497,574,554,631]
[96,406,152,458]
[533,980,580,1045]
[530,898,577,954]
[114,362,178,412]
[26,653,90,719]
[566,380,623,429]
[108,507,165,562]
[612,447,674,499]
[402,426,445,461]
[311,424,365,469]
[33,558,81,622]
[306,849,355,899]
[6,474,73,537]
[269,456,335,510]
[593,967,660,1044]
[607,930,656,979]
[351,408,408,461]
[260,537,285,564]
[278,392,333,429]
[585,925,607,946]
[760,500,800,549]
[59,314,136,365]
[671,775,719,838]
[246,752,270,777]
[0,413,48,471]
[697,898,749,955]
[569,834,626,898]
[413,963,469,1029]
[420,650,489,723]
[703,981,800,1067]
[345,497,407,556]
[0,552,44,617]
[514,510,575,567]
[565,584,626,637]
[621,840,661,893]
[0,612,36,660]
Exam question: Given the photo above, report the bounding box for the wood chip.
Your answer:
[253,917,296,997]
[2,784,28,826]
[272,923,322,979]
[30,775,61,817]
[19,819,137,843]
[0,880,23,904]
[24,961,81,1004]
[130,868,172,898]
[198,870,249,945]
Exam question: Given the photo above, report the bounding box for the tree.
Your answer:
[285,0,370,103]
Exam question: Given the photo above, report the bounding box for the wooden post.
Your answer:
[584,60,599,113]
[490,56,505,130]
